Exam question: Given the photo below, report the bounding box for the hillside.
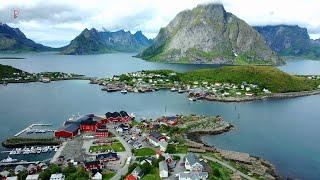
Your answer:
[179,66,318,93]
[61,29,152,55]
[254,25,320,59]
[137,4,282,65]
[0,64,29,79]
[0,23,53,53]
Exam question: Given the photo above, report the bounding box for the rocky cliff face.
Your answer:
[137,4,282,65]
[0,23,52,52]
[61,29,152,55]
[254,25,320,58]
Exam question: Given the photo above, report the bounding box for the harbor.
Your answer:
[14,124,53,137]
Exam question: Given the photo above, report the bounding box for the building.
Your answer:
[159,161,168,178]
[84,161,103,172]
[105,111,131,123]
[159,140,168,152]
[149,131,166,141]
[178,172,208,180]
[185,153,203,172]
[50,173,65,180]
[14,165,26,175]
[25,174,40,180]
[80,118,98,132]
[131,166,144,179]
[27,164,37,174]
[116,124,130,133]
[163,153,176,169]
[96,152,119,162]
[95,129,109,138]
[125,174,137,180]
[162,116,178,126]
[55,123,79,138]
[92,172,102,180]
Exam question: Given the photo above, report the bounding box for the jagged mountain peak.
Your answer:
[138,3,282,65]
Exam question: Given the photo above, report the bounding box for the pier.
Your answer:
[14,124,52,137]
[0,158,51,167]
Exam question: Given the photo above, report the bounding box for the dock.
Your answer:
[0,158,51,167]
[14,124,52,137]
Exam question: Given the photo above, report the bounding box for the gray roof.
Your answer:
[179,172,208,179]
[159,161,168,172]
[185,153,199,166]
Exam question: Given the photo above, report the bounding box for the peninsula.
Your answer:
[91,66,320,102]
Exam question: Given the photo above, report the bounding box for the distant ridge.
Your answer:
[254,25,320,59]
[0,23,54,53]
[61,28,152,55]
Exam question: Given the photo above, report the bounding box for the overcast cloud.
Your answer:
[1,0,320,47]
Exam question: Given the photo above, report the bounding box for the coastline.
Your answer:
[184,123,280,179]
[201,89,320,102]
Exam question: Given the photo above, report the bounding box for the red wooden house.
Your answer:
[162,116,178,126]
[80,118,98,132]
[55,123,79,138]
[84,161,103,171]
[95,129,109,138]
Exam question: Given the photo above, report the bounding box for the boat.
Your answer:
[178,89,186,93]
[170,87,177,92]
[1,156,18,163]
[189,97,197,101]
[133,88,139,93]
[121,89,128,94]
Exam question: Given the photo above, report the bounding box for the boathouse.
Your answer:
[105,111,131,123]
[54,123,79,138]
[80,118,97,132]
[95,129,109,138]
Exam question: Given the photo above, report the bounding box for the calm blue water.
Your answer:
[1,53,320,179]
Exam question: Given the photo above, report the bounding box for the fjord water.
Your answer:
[1,53,320,179]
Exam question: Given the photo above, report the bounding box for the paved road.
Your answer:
[110,129,133,180]
[202,155,255,180]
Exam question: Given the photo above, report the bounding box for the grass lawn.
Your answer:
[141,167,160,180]
[89,141,125,152]
[102,171,115,180]
[165,144,188,154]
[133,148,156,156]
[208,161,231,180]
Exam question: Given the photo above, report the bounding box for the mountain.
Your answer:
[61,29,152,55]
[312,38,320,45]
[0,23,53,53]
[137,4,282,65]
[254,25,320,59]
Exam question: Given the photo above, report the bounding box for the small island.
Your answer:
[0,64,88,84]
[90,66,320,102]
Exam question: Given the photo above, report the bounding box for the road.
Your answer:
[202,155,255,180]
[110,128,133,180]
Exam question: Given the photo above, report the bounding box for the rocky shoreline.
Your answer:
[185,123,282,179]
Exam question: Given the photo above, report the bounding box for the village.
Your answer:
[89,70,274,102]
[1,71,85,84]
[0,111,278,180]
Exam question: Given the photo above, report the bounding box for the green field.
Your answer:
[165,144,188,154]
[89,141,125,152]
[179,66,320,93]
[102,171,115,180]
[133,148,156,156]
[208,161,231,180]
[142,167,160,180]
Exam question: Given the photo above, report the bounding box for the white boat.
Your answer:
[121,89,128,94]
[1,156,18,163]
[189,97,197,101]
[170,87,177,92]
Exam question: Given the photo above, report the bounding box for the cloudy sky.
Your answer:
[1,0,320,47]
